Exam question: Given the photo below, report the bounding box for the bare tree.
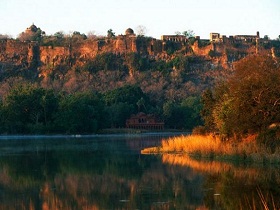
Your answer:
[0,34,11,39]
[175,31,181,35]
[136,25,147,37]
[87,31,97,39]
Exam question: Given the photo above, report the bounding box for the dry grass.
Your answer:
[141,134,280,164]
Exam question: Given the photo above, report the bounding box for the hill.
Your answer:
[0,25,279,133]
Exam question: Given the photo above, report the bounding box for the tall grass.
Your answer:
[141,134,280,164]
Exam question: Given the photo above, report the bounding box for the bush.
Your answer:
[192,126,208,135]
[257,128,280,153]
[208,50,215,58]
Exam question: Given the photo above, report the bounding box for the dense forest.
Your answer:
[0,27,279,136]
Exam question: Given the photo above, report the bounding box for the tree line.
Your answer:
[0,84,202,134]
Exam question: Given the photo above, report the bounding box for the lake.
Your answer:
[0,134,279,210]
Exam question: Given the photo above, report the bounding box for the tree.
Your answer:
[87,31,97,39]
[200,89,217,132]
[107,29,115,38]
[136,25,147,37]
[202,55,280,138]
[54,92,104,133]
[181,96,203,129]
[229,55,280,133]
[18,24,45,42]
[54,31,64,39]
[0,34,11,40]
[182,30,195,38]
[2,85,59,133]
[72,31,87,41]
[264,35,269,40]
[104,85,146,108]
[105,102,134,128]
[175,31,181,35]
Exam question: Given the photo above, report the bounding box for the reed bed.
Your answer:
[141,134,280,164]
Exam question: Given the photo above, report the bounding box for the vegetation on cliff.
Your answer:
[0,39,224,134]
[142,55,280,162]
[0,25,280,134]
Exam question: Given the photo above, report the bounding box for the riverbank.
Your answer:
[98,128,188,134]
[141,134,280,165]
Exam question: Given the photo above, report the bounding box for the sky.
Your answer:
[1,0,279,39]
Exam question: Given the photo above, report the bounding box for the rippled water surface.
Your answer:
[0,134,279,209]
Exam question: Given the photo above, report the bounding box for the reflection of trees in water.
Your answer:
[162,154,280,209]
[2,137,279,209]
[0,150,205,209]
[125,134,168,151]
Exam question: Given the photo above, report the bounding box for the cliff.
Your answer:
[0,32,279,82]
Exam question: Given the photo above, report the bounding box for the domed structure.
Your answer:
[125,28,135,36]
[26,23,38,33]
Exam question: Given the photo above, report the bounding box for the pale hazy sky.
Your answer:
[1,0,279,39]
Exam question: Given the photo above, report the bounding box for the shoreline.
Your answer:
[141,134,280,165]
[0,129,189,139]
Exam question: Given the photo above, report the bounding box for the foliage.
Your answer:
[104,102,134,128]
[54,92,104,134]
[1,85,59,133]
[18,25,45,42]
[104,85,146,107]
[83,53,127,73]
[163,96,202,130]
[107,29,115,38]
[208,50,216,58]
[142,134,280,164]
[200,89,216,132]
[124,53,150,75]
[182,30,195,38]
[200,55,280,139]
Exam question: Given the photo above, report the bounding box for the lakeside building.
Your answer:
[126,112,164,130]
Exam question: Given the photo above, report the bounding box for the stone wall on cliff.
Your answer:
[0,35,277,75]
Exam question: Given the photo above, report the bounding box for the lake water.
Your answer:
[0,134,279,210]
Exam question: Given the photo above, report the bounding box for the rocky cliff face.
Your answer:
[0,36,167,71]
[0,40,30,66]
[0,35,278,76]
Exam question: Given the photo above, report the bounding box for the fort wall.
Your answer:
[0,27,278,72]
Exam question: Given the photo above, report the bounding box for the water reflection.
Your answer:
[0,135,279,209]
[162,154,280,209]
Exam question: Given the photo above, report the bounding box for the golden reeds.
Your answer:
[141,134,280,164]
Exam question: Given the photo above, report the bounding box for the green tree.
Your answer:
[72,31,87,41]
[54,92,104,133]
[54,31,64,39]
[84,53,126,73]
[18,24,45,42]
[105,102,134,128]
[107,29,115,38]
[181,96,203,129]
[2,85,59,133]
[182,30,195,38]
[163,101,186,129]
[202,55,280,139]
[200,89,216,132]
[125,53,150,74]
[104,85,146,108]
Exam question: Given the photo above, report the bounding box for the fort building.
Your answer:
[210,31,260,43]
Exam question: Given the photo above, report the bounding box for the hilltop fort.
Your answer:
[0,24,279,80]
